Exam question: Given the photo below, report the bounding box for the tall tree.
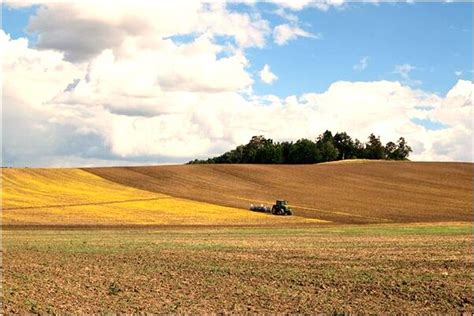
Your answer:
[288,139,320,164]
[395,137,412,160]
[316,130,339,162]
[385,141,397,160]
[365,134,385,159]
[353,138,365,158]
[318,141,339,162]
[334,132,355,160]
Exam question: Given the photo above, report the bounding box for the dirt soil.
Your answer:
[85,161,473,224]
[2,223,473,314]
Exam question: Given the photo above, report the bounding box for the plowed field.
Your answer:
[1,168,320,226]
[85,161,473,224]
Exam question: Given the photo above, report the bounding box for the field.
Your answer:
[2,168,321,226]
[85,161,473,224]
[1,161,473,313]
[3,224,472,314]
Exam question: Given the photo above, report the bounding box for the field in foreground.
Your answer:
[3,223,473,314]
[2,162,472,313]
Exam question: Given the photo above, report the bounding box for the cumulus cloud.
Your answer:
[353,56,369,71]
[273,23,320,45]
[259,64,278,84]
[2,3,472,167]
[24,2,271,62]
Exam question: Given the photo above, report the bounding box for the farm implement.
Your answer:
[250,200,293,216]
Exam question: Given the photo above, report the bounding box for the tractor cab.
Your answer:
[271,200,292,215]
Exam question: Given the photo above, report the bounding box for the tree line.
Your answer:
[188,130,412,164]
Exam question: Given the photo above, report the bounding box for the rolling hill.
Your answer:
[84,161,473,224]
[2,168,320,226]
[2,161,471,225]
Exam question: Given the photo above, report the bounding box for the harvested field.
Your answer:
[2,168,321,226]
[3,223,473,314]
[85,161,473,224]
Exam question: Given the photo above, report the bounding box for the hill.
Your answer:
[84,161,473,224]
[1,168,319,226]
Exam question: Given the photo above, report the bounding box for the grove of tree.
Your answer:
[188,131,412,164]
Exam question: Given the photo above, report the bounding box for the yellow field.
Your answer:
[1,168,324,226]
[2,168,163,209]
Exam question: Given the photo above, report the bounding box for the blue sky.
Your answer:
[248,2,472,97]
[3,2,472,97]
[1,2,472,166]
[2,5,37,40]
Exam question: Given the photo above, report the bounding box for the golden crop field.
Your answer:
[1,168,324,226]
[2,168,162,209]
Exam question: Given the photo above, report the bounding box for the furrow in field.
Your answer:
[2,168,325,226]
[84,161,473,224]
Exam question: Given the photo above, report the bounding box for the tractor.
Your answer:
[271,200,292,215]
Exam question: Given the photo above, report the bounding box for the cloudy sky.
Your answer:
[1,1,472,167]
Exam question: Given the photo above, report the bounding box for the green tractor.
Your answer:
[271,200,292,215]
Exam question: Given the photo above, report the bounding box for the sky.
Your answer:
[1,1,473,167]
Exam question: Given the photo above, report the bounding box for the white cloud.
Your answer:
[22,2,271,62]
[353,56,369,71]
[271,0,345,11]
[272,7,299,23]
[455,70,463,77]
[2,4,472,166]
[273,23,320,45]
[394,63,415,77]
[393,63,422,86]
[259,64,278,84]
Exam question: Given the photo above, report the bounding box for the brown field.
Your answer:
[2,161,473,313]
[3,224,473,314]
[85,161,473,224]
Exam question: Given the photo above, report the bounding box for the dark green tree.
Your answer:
[317,141,339,162]
[365,134,385,159]
[280,141,293,163]
[385,141,398,160]
[395,137,412,160]
[288,139,320,164]
[316,131,339,162]
[241,135,270,163]
[334,132,355,160]
[353,139,365,158]
[187,132,412,164]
